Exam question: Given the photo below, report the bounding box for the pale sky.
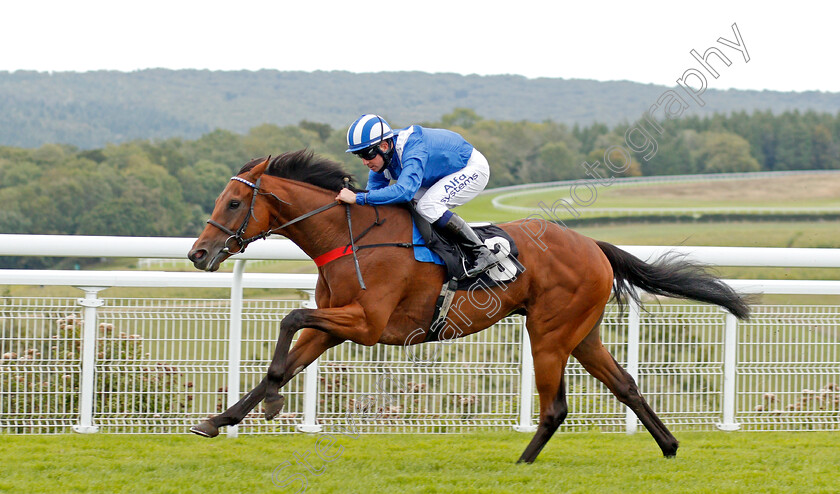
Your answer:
[0,0,835,93]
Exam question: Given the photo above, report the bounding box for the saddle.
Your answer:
[408,208,524,342]
[409,209,521,285]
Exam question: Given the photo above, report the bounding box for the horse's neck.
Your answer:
[266,178,381,258]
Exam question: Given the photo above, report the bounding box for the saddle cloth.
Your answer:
[409,210,523,289]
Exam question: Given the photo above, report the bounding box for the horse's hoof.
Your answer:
[663,440,679,458]
[264,395,286,421]
[190,421,219,438]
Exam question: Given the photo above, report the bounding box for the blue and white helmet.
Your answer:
[346,114,394,152]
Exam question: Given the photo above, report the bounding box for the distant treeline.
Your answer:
[3,69,840,149]
[1,108,838,251]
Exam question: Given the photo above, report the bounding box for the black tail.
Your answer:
[596,241,751,320]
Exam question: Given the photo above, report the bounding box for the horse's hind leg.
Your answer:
[517,369,568,464]
[517,300,611,463]
[571,326,679,457]
[517,323,572,463]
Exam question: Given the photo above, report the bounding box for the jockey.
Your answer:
[336,114,500,279]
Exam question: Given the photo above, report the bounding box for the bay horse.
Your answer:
[187,150,750,463]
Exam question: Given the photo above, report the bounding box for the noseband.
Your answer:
[206,176,340,255]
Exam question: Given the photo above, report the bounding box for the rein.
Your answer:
[206,176,340,255]
[206,175,418,288]
[343,178,366,290]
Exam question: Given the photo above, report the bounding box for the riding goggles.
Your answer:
[352,145,380,161]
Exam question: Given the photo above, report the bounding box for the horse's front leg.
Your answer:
[191,328,344,437]
[264,302,382,420]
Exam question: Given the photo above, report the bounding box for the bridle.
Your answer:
[206,175,339,256]
[205,174,414,290]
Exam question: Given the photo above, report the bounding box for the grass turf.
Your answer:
[2,431,838,493]
[459,172,840,223]
[492,173,840,212]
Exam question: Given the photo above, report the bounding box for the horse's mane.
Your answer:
[238,149,357,192]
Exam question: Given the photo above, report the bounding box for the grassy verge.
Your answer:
[493,173,840,211]
[3,432,838,493]
[571,221,840,248]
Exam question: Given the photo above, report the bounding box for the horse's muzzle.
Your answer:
[188,247,209,269]
[188,247,224,272]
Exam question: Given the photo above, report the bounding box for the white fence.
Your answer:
[1,235,839,435]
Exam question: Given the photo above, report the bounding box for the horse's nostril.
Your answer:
[189,249,207,262]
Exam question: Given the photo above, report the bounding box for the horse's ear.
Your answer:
[248,156,272,178]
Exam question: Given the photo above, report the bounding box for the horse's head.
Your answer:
[188,157,277,271]
[189,149,355,271]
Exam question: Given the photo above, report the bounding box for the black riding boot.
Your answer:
[440,213,500,278]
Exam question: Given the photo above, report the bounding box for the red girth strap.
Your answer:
[313,245,354,267]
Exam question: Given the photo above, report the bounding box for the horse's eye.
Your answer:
[228,200,241,210]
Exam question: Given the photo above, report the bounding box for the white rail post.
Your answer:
[298,290,322,432]
[72,286,106,433]
[514,317,537,432]
[625,293,641,434]
[717,311,741,431]
[226,259,247,438]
